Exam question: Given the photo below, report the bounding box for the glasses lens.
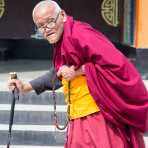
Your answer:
[47,22,56,28]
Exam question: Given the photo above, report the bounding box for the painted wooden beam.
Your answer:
[135,0,148,48]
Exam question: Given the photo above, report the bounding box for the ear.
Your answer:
[61,10,67,22]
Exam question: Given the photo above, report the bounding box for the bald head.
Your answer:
[32,0,61,23]
[32,0,66,44]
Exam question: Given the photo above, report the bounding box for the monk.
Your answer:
[9,0,148,147]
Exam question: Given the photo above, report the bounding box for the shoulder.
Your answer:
[72,19,115,48]
[72,20,94,37]
[71,19,106,41]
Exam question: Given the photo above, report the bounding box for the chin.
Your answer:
[46,38,56,44]
[48,40,56,44]
[47,37,60,44]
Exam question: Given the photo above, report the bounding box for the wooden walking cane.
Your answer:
[52,79,71,130]
[7,72,19,148]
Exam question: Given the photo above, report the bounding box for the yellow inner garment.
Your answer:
[62,75,100,119]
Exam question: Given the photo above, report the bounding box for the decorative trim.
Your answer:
[0,0,5,18]
[101,0,119,27]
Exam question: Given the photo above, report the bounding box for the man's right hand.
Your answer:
[8,79,33,93]
[8,79,24,92]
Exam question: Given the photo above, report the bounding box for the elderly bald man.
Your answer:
[32,0,66,44]
[9,0,148,148]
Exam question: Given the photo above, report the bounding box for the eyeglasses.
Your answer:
[37,11,61,33]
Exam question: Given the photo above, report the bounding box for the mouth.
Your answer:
[46,32,55,38]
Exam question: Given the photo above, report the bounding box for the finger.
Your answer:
[70,65,75,70]
[8,85,15,91]
[8,80,16,87]
[8,79,21,92]
[63,73,74,80]
[57,70,61,77]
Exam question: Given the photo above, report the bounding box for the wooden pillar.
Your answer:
[135,0,148,48]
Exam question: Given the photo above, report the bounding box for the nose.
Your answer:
[43,27,51,35]
[43,27,52,38]
[44,27,52,32]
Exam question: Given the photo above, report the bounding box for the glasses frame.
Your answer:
[37,11,61,33]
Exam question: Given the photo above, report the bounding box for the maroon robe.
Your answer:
[54,16,148,147]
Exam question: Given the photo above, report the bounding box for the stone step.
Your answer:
[0,110,67,125]
[0,129,65,145]
[0,60,51,74]
[0,146,63,148]
[0,124,67,132]
[145,137,148,148]
[0,104,66,111]
[0,125,147,146]
[0,91,65,105]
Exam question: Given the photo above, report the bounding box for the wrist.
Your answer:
[75,65,85,76]
[22,83,33,93]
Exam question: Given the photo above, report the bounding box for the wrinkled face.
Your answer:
[33,5,66,44]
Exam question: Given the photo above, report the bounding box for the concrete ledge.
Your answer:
[0,146,64,148]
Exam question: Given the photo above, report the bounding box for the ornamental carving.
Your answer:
[101,0,119,27]
[0,0,5,18]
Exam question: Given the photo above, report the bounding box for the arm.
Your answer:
[30,68,62,94]
[8,79,33,94]
[8,67,62,94]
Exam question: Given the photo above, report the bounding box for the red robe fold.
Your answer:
[54,16,148,147]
